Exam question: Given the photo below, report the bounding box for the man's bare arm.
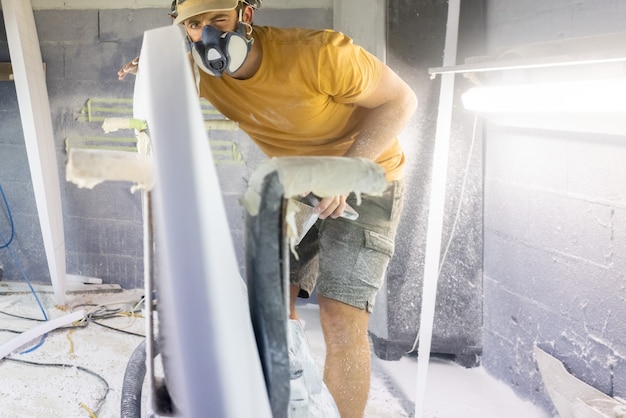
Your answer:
[118,57,140,80]
[343,64,417,161]
[315,65,417,219]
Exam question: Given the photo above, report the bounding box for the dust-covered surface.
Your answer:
[0,290,549,418]
[0,289,148,418]
[296,304,551,418]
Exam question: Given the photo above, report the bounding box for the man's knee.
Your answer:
[318,296,369,344]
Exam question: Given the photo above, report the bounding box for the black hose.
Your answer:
[120,338,159,418]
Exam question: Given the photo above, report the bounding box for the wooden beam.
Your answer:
[0,62,47,81]
[0,63,13,81]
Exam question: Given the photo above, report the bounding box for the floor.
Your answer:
[296,303,551,418]
[0,288,551,418]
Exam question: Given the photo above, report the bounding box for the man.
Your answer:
[119,1,417,417]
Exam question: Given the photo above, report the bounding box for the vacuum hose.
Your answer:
[120,338,159,418]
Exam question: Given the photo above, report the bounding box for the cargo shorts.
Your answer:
[289,179,405,313]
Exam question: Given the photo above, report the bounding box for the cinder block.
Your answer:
[483,233,533,294]
[483,276,542,346]
[484,177,530,240]
[0,179,36,216]
[0,110,24,144]
[66,250,143,289]
[47,79,100,110]
[567,137,626,205]
[63,182,142,221]
[34,10,99,43]
[40,44,65,80]
[0,146,30,181]
[484,272,623,403]
[485,232,624,335]
[1,248,49,284]
[97,78,137,98]
[0,84,18,111]
[99,8,171,42]
[64,217,143,257]
[485,128,568,190]
[12,213,45,244]
[525,189,612,266]
[482,330,554,413]
[65,42,121,81]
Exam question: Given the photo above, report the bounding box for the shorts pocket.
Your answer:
[364,230,395,258]
[350,230,396,295]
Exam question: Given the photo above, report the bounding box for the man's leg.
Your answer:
[318,295,371,418]
[289,284,302,321]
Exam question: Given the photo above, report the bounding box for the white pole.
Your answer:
[414,0,462,416]
[2,0,67,305]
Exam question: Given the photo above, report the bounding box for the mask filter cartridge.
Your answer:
[191,24,250,77]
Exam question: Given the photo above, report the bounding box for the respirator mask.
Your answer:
[190,22,252,77]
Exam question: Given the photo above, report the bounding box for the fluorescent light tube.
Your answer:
[462,79,626,113]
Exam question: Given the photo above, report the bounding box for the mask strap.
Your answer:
[237,6,254,40]
[193,61,201,92]
[242,22,253,38]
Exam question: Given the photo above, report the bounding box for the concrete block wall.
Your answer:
[481,1,626,414]
[0,6,331,289]
[0,8,170,288]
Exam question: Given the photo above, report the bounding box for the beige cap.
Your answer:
[173,0,239,25]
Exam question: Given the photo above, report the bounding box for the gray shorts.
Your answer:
[289,179,405,313]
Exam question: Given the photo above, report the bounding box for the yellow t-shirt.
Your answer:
[197,26,405,181]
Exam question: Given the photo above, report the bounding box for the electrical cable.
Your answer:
[0,182,50,354]
[90,319,145,338]
[1,244,49,320]
[0,309,47,322]
[5,356,111,416]
[19,334,48,354]
[70,300,146,338]
[406,112,480,354]
[438,112,479,274]
[0,183,15,249]
[0,183,49,323]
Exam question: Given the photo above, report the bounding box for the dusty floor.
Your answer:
[0,288,549,418]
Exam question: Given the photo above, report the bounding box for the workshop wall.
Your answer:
[480,0,626,414]
[4,2,624,416]
[0,6,331,288]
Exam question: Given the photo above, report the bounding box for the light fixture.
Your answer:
[462,78,626,113]
[460,78,626,135]
[428,30,626,135]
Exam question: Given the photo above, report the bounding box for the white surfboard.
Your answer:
[1,0,67,305]
[133,24,272,418]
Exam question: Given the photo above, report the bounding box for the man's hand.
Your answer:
[314,195,348,220]
[118,57,140,80]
